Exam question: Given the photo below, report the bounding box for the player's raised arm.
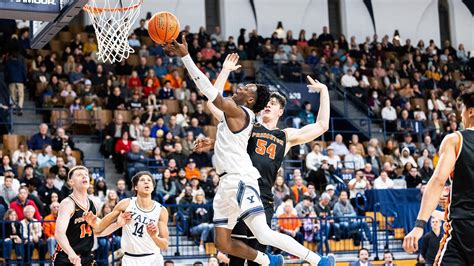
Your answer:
[283,76,330,153]
[55,198,81,266]
[403,132,459,253]
[94,212,132,237]
[86,198,130,234]
[165,37,245,120]
[148,206,169,250]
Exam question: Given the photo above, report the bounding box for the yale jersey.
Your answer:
[122,197,162,254]
[214,106,260,180]
[248,124,287,203]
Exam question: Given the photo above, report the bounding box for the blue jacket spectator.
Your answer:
[5,55,27,84]
[28,124,52,151]
[126,142,147,178]
[150,118,169,138]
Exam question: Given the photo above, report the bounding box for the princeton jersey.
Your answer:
[56,196,96,256]
[122,197,162,254]
[214,106,260,180]
[248,124,287,203]
[448,130,474,220]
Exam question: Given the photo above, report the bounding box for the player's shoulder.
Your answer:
[443,132,462,146]
[116,197,133,211]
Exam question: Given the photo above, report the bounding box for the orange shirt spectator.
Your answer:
[290,176,308,203]
[185,159,200,181]
[278,212,302,231]
[164,70,183,89]
[144,76,161,89]
[43,203,59,239]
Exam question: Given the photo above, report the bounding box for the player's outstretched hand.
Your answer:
[306,75,328,93]
[194,137,215,153]
[147,223,159,237]
[402,227,424,253]
[68,253,81,266]
[117,212,132,227]
[164,35,188,57]
[222,53,241,72]
[83,211,98,227]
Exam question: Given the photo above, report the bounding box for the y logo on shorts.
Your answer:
[247,195,255,203]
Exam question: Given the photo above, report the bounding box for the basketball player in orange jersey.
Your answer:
[54,166,129,265]
[84,171,169,266]
[404,91,474,265]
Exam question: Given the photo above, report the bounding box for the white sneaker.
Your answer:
[199,244,205,253]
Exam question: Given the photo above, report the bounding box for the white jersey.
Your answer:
[122,197,162,255]
[214,105,260,180]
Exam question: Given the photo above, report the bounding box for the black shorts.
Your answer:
[436,219,474,265]
[53,251,95,266]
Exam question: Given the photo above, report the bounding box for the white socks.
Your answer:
[254,251,270,265]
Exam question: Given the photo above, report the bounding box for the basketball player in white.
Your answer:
[84,171,169,266]
[165,36,332,266]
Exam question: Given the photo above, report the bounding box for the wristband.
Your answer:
[415,219,427,228]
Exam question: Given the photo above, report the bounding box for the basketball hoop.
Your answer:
[83,0,143,64]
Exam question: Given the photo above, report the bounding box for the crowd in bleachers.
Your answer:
[0,18,472,263]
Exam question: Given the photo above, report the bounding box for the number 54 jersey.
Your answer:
[122,197,162,255]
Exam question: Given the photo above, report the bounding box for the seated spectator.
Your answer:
[114,131,132,173]
[19,164,42,192]
[164,69,183,89]
[168,143,187,169]
[295,195,315,217]
[168,115,186,139]
[60,178,74,200]
[43,201,59,257]
[38,173,60,208]
[21,205,47,262]
[344,144,366,170]
[28,153,44,179]
[28,123,52,151]
[126,141,147,178]
[272,175,290,207]
[161,132,176,154]
[96,204,121,264]
[278,200,304,244]
[333,191,372,243]
[341,69,359,88]
[182,131,195,156]
[362,163,376,185]
[351,134,365,156]
[186,118,205,138]
[400,133,417,155]
[176,185,193,212]
[350,248,373,266]
[185,159,200,181]
[115,179,131,200]
[156,169,176,204]
[290,175,308,203]
[419,159,434,183]
[50,157,70,176]
[59,84,77,99]
[400,147,417,167]
[104,190,119,208]
[0,155,18,177]
[365,146,381,176]
[128,33,141,48]
[405,167,422,188]
[153,57,167,78]
[103,114,129,157]
[52,127,76,153]
[11,142,31,167]
[381,99,398,133]
[137,126,156,153]
[129,115,144,140]
[417,149,433,170]
[106,86,126,110]
[0,173,18,204]
[419,135,437,155]
[373,171,395,189]
[127,93,145,111]
[151,117,169,139]
[348,170,369,209]
[149,146,166,168]
[142,78,158,107]
[128,70,142,92]
[283,54,302,82]
[189,190,214,252]
[192,103,211,126]
[158,80,175,100]
[69,64,85,85]
[328,134,349,156]
[1,209,24,262]
[63,146,77,168]
[295,102,315,128]
[326,146,340,168]
[310,157,335,193]
[37,144,57,169]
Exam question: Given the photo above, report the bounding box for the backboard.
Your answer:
[0,0,88,48]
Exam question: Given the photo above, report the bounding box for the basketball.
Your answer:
[147,11,180,45]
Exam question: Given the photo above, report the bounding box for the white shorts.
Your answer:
[122,253,163,266]
[213,175,264,230]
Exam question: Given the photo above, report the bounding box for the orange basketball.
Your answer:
[147,11,180,45]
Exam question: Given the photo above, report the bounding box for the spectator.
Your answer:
[168,115,186,139]
[186,118,205,138]
[382,250,395,266]
[128,115,144,140]
[420,216,443,265]
[417,149,433,170]
[96,204,121,264]
[106,86,126,110]
[103,114,129,157]
[114,131,132,172]
[295,195,315,217]
[49,157,69,176]
[272,175,290,207]
[83,35,97,54]
[164,260,174,266]
[365,146,381,176]
[191,103,211,126]
[283,54,302,82]
[400,133,417,155]
[189,190,214,253]
[326,146,340,168]
[345,144,366,170]
[37,144,57,169]
[28,123,52,151]
[151,117,169,139]
[290,175,308,203]
[28,153,44,179]
[405,167,422,189]
[185,159,200,181]
[328,134,349,156]
[278,200,304,244]
[0,155,17,176]
[168,143,187,169]
[325,184,338,209]
[164,69,183,89]
[351,134,365,156]
[126,141,147,178]
[419,135,437,155]
[158,80,175,100]
[134,19,148,37]
[37,173,60,207]
[362,163,376,185]
[419,159,434,183]
[348,170,369,206]
[19,164,42,192]
[373,171,395,189]
[5,53,27,115]
[349,248,373,266]
[310,157,335,193]
[400,147,417,168]
[116,179,132,200]
[43,201,59,257]
[333,191,372,243]
[296,101,315,128]
[21,205,47,262]
[341,69,359,88]
[1,209,24,262]
[69,64,85,85]
[177,185,193,212]
[305,183,319,203]
[52,127,76,153]
[137,126,156,153]
[156,169,177,204]
[381,99,397,133]
[305,143,325,173]
[11,142,31,167]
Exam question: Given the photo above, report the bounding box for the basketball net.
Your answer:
[84,0,143,64]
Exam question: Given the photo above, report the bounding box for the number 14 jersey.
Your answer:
[122,197,162,255]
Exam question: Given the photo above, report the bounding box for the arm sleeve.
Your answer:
[181,55,218,102]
